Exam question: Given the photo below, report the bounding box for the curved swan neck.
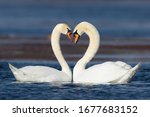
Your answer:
[51,26,72,78]
[74,22,100,77]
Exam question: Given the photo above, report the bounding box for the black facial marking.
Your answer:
[74,30,78,34]
[67,28,71,33]
[73,30,78,37]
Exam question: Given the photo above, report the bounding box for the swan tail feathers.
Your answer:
[131,62,141,73]
[9,64,28,81]
[117,62,141,84]
[9,64,19,72]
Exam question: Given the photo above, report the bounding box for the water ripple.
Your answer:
[0,61,150,99]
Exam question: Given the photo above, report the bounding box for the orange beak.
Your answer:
[66,31,72,41]
[74,33,80,44]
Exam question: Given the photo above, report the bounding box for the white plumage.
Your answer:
[73,22,140,84]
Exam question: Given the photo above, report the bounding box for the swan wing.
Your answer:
[115,61,132,69]
[20,65,59,76]
[116,62,141,83]
[9,64,71,82]
[75,62,136,83]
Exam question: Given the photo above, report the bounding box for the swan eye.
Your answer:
[66,28,72,40]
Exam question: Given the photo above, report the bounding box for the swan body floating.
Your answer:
[73,21,140,84]
[9,23,72,83]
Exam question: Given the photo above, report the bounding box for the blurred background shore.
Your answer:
[0,0,150,63]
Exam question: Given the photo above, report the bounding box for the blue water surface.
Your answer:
[0,61,150,100]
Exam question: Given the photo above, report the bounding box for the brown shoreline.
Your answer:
[0,36,150,62]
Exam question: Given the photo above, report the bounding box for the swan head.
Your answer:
[54,23,72,40]
[73,21,91,44]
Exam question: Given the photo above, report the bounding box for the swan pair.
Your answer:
[9,21,140,84]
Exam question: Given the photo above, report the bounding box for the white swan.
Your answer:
[73,21,140,84]
[9,23,72,83]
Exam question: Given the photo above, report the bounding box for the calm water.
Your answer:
[0,61,150,100]
[0,1,150,100]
